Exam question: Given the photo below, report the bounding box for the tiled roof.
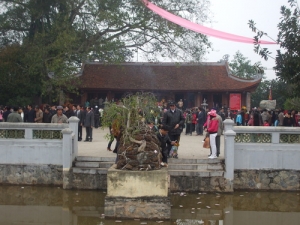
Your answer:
[80,62,261,92]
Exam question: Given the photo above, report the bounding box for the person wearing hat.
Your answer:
[204,109,219,159]
[51,106,68,123]
[162,101,185,158]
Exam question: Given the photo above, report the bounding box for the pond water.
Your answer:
[0,186,299,225]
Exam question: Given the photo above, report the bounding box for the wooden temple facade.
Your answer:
[75,62,261,111]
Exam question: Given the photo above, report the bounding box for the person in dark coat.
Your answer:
[64,105,75,118]
[94,105,100,128]
[84,106,94,142]
[25,105,35,122]
[162,101,185,157]
[42,107,52,123]
[76,105,84,141]
[50,105,56,116]
[2,106,11,122]
[185,110,192,135]
[283,112,294,127]
[253,110,261,126]
[196,107,205,135]
[156,125,175,167]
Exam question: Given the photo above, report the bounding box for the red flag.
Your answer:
[268,88,272,100]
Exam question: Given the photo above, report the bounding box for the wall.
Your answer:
[0,123,68,165]
[0,139,63,165]
[224,119,300,191]
[0,118,79,187]
[233,126,300,170]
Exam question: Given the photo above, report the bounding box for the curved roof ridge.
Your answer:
[224,61,263,83]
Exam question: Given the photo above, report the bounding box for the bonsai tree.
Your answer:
[102,92,162,170]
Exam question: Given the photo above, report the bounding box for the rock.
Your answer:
[259,100,276,110]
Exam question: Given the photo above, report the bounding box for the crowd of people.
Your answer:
[156,104,300,164]
[0,104,104,142]
[182,106,300,131]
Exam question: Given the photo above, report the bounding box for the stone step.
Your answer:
[76,156,115,162]
[74,161,114,168]
[73,167,108,175]
[168,169,224,177]
[99,162,114,168]
[168,163,224,170]
[75,162,99,168]
[168,158,224,164]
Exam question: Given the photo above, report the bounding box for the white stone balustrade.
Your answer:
[0,116,79,169]
[224,119,300,181]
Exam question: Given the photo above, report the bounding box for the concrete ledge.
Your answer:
[168,164,223,170]
[168,170,224,177]
[74,162,100,168]
[73,167,108,174]
[104,196,171,219]
[168,158,224,164]
[76,156,115,162]
[107,166,168,198]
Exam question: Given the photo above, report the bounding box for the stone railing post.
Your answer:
[68,116,79,161]
[223,119,236,181]
[62,128,73,169]
[223,118,234,132]
[25,128,33,139]
[62,128,74,189]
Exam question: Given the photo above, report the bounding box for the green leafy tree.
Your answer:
[251,79,289,109]
[0,0,211,104]
[284,98,300,110]
[249,0,300,97]
[228,51,264,79]
[0,44,38,106]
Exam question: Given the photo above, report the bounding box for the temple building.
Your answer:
[74,62,261,111]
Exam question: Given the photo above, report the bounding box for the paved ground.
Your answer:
[78,127,224,159]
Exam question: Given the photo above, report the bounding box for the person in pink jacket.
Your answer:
[204,109,219,159]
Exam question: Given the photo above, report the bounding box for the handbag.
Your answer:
[203,136,210,148]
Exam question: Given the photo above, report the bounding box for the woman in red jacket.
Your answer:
[204,109,219,159]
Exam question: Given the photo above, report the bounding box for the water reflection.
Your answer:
[0,186,299,225]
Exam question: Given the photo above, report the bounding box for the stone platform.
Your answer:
[104,165,170,219]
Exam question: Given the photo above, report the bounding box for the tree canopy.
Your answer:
[0,0,211,105]
[249,0,300,96]
[228,51,264,79]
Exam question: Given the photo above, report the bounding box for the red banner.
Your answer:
[230,93,241,110]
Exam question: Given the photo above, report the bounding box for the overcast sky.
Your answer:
[205,0,290,80]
